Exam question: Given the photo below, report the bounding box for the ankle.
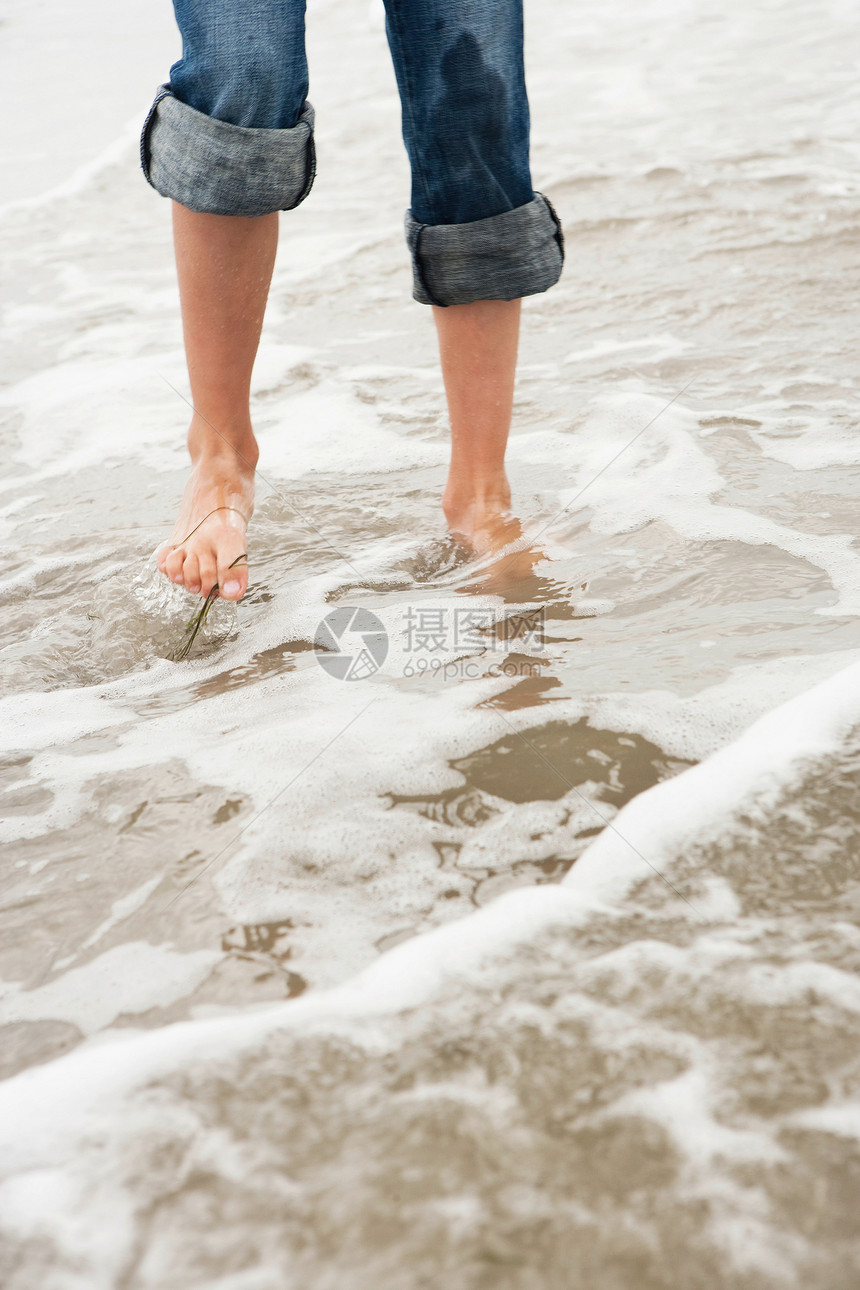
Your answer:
[443,472,511,521]
[187,419,259,473]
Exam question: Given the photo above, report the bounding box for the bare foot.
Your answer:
[157,445,257,602]
[443,481,547,594]
[443,476,513,552]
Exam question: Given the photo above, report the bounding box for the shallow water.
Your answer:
[1,0,860,1284]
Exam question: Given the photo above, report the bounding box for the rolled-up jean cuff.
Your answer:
[140,85,316,216]
[405,193,564,307]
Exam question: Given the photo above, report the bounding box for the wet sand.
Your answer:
[1,0,860,1284]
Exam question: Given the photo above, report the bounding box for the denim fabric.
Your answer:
[141,87,315,216]
[383,0,532,226]
[406,193,564,306]
[169,0,309,131]
[141,0,563,304]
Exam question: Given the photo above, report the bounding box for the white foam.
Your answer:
[0,884,601,1178]
[0,0,177,210]
[549,391,860,616]
[788,1103,860,1141]
[564,332,692,366]
[1,652,857,1157]
[0,941,220,1035]
[254,382,445,481]
[565,656,860,904]
[0,113,145,219]
[0,355,189,478]
[80,876,165,952]
[1,0,859,1278]
[0,687,129,756]
[611,1065,786,1166]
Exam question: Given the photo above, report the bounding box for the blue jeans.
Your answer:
[140,0,564,306]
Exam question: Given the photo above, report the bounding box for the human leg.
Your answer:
[383,0,563,547]
[434,299,520,545]
[158,207,277,600]
[142,0,314,600]
[383,0,563,304]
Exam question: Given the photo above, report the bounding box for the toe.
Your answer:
[183,553,201,595]
[164,548,185,584]
[198,555,218,598]
[218,554,248,602]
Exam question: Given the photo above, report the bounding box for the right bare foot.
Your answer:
[157,436,257,602]
[443,480,548,593]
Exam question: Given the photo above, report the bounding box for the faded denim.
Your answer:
[406,192,563,305]
[142,88,315,216]
[141,0,564,306]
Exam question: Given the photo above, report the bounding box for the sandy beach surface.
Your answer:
[1,0,860,1285]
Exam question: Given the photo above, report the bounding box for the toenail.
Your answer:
[222,580,241,597]
[173,574,184,584]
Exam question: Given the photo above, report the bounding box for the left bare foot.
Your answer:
[156,434,257,602]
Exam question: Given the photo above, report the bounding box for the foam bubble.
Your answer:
[565,656,860,904]
[0,942,220,1034]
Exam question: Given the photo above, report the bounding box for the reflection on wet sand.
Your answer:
[390,718,694,904]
